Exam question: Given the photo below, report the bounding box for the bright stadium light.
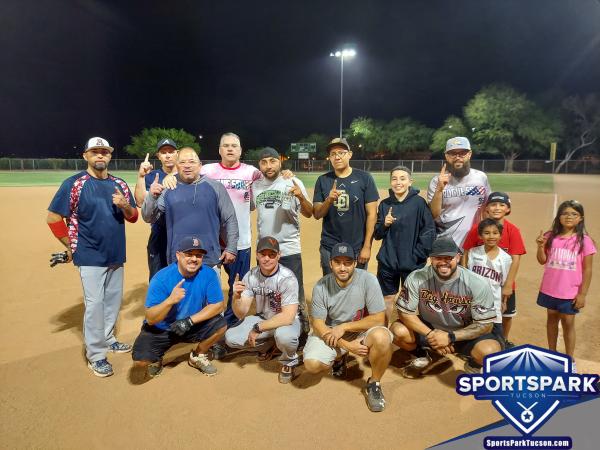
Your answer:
[330,47,356,138]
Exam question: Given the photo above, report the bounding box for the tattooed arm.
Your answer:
[454,321,493,341]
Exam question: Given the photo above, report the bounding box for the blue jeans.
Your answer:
[223,248,251,326]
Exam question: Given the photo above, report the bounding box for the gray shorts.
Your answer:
[302,326,393,366]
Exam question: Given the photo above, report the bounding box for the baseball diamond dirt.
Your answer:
[0,174,598,449]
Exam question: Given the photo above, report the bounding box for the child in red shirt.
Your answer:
[462,192,526,347]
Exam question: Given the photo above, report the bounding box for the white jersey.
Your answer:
[252,175,309,256]
[467,245,512,323]
[427,168,491,248]
[201,162,262,250]
[241,265,299,320]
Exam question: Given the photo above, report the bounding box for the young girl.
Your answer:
[536,200,596,357]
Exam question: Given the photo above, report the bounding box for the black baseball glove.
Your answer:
[169,317,194,336]
[50,251,69,267]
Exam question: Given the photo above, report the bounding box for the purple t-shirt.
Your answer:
[540,234,596,299]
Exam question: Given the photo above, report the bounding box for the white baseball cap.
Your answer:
[84,137,114,153]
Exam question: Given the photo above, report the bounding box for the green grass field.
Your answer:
[0,170,554,193]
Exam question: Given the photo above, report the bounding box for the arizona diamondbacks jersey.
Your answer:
[397,265,496,331]
[467,245,512,323]
[241,265,299,320]
[427,168,491,248]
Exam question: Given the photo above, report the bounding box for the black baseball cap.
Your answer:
[330,242,356,260]
[177,236,207,254]
[259,147,280,160]
[156,138,178,152]
[257,236,280,253]
[486,191,511,212]
[429,237,460,257]
[326,137,350,152]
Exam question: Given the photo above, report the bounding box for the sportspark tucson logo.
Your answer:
[456,345,598,437]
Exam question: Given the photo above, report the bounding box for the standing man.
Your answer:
[134,138,178,280]
[391,237,503,377]
[141,147,238,273]
[225,237,301,384]
[303,243,393,413]
[313,138,379,275]
[427,137,491,248]
[46,137,138,378]
[253,147,312,336]
[131,236,227,379]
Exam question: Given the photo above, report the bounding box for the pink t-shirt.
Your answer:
[201,162,261,250]
[540,234,596,299]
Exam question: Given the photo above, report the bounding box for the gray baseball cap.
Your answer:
[156,138,178,152]
[429,237,460,257]
[445,137,471,153]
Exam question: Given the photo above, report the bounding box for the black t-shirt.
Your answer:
[313,169,379,252]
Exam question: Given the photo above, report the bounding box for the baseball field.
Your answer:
[1,172,598,449]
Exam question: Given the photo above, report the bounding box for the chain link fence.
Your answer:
[0,157,598,174]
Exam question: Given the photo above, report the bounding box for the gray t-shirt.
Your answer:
[252,175,309,256]
[396,265,496,331]
[311,269,385,327]
[242,264,299,320]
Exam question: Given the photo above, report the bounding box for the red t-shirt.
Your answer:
[463,219,526,290]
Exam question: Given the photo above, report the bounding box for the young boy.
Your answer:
[465,219,513,338]
[374,165,436,323]
[462,192,526,347]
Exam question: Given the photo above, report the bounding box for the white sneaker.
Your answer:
[188,351,217,376]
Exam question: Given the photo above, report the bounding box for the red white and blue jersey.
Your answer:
[48,171,136,266]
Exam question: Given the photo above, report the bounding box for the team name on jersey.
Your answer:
[420,288,472,305]
[471,264,502,283]
[547,247,578,271]
[216,178,252,191]
[443,185,486,199]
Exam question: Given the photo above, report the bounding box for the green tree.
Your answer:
[125,128,201,158]
[430,116,470,154]
[383,117,433,157]
[244,147,267,161]
[555,93,600,173]
[348,116,386,158]
[464,84,561,172]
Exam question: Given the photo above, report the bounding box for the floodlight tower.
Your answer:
[330,48,356,138]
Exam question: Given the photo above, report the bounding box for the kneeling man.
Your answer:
[225,236,301,384]
[131,236,227,378]
[392,237,503,377]
[303,243,393,413]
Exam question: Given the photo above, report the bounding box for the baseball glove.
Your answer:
[50,251,69,267]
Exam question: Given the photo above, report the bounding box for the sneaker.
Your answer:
[109,342,132,353]
[464,358,483,374]
[147,360,163,378]
[363,378,386,412]
[331,354,348,378]
[209,343,228,360]
[279,365,294,384]
[504,340,516,349]
[188,351,217,376]
[87,359,114,378]
[401,355,433,379]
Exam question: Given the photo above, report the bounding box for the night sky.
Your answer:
[2,0,599,158]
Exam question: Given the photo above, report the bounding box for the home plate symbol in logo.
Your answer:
[456,344,599,436]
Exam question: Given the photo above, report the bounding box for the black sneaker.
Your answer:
[363,378,386,412]
[504,340,516,349]
[331,354,348,378]
[464,358,483,374]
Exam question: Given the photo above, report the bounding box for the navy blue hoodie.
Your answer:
[374,188,436,272]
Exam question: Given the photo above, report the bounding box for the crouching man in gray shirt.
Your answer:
[303,243,393,413]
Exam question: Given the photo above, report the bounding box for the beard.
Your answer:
[264,169,281,181]
[447,160,470,179]
[92,161,107,171]
[432,263,458,281]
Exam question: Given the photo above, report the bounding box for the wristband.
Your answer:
[48,220,69,239]
[253,322,262,334]
[447,331,456,344]
[125,207,139,223]
[426,329,434,337]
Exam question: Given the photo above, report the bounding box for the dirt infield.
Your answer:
[1,175,598,449]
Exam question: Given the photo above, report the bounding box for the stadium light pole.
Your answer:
[330,48,356,138]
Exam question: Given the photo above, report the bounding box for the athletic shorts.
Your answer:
[503,292,517,317]
[376,265,412,296]
[132,315,226,362]
[303,326,393,366]
[537,291,579,315]
[416,318,504,358]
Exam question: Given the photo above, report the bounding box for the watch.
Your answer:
[252,322,262,334]
[447,331,456,344]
